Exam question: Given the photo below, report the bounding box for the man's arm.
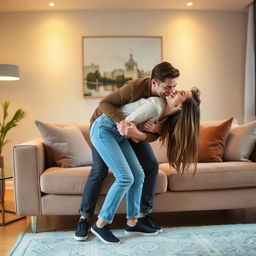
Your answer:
[98,78,158,142]
[98,85,130,123]
[98,78,151,122]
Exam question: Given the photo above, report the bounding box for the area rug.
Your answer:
[8,224,256,256]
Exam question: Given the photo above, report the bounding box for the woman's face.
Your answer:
[166,90,192,108]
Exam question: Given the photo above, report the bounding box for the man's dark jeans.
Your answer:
[79,139,159,218]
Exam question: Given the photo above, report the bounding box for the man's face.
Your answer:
[152,78,178,99]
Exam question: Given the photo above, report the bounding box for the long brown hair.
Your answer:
[159,88,201,175]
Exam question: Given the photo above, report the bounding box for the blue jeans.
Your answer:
[90,115,145,223]
[79,122,159,218]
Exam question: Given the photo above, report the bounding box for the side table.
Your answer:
[0,167,25,225]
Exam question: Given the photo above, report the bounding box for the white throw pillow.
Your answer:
[223,120,256,161]
[35,120,92,167]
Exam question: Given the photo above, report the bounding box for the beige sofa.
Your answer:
[13,121,256,232]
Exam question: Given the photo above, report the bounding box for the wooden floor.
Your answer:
[1,189,256,255]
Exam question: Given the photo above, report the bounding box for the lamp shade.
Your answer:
[0,64,20,81]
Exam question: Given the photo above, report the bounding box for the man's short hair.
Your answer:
[151,62,180,82]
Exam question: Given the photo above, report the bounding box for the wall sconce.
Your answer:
[0,64,20,81]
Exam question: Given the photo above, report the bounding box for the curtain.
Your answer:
[244,1,256,122]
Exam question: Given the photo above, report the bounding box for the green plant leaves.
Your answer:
[0,101,26,155]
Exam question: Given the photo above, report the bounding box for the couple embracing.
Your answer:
[74,62,201,244]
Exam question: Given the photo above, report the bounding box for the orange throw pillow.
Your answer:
[198,118,233,162]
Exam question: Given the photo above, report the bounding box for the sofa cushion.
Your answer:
[223,120,256,161]
[159,162,256,191]
[150,140,168,164]
[198,118,233,162]
[35,121,92,168]
[40,167,167,195]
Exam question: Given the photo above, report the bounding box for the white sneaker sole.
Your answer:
[124,230,158,236]
[91,227,120,244]
[73,234,88,241]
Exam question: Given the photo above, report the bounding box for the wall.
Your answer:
[0,10,247,167]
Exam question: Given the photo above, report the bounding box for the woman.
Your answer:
[90,88,201,244]
[119,88,201,175]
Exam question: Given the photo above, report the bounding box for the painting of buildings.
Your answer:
[82,36,162,97]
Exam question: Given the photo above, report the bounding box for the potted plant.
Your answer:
[0,101,26,169]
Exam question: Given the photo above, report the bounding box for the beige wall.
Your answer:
[0,10,247,167]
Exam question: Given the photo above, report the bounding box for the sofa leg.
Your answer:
[30,216,37,233]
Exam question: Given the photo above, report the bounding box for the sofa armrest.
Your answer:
[13,138,46,216]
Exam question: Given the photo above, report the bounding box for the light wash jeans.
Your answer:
[90,114,145,224]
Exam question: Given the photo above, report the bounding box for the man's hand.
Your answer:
[116,121,141,143]
[116,120,138,137]
[142,120,160,133]
[117,119,147,142]
[116,120,132,137]
[116,120,129,137]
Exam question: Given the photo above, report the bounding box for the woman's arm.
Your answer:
[124,100,158,124]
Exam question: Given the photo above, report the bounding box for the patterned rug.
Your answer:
[8,224,256,256]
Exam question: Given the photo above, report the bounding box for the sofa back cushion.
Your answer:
[35,121,92,168]
[77,124,91,147]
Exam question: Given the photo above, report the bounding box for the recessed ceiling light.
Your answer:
[187,2,193,7]
[49,1,56,7]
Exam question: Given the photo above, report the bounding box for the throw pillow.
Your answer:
[198,118,233,162]
[35,120,92,167]
[223,120,256,161]
[201,119,239,129]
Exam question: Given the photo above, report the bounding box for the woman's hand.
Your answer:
[142,120,160,133]
[116,120,146,141]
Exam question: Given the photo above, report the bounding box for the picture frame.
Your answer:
[82,36,163,97]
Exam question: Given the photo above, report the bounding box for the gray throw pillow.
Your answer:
[223,120,256,161]
[35,120,92,167]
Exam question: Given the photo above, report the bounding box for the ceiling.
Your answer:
[0,0,253,12]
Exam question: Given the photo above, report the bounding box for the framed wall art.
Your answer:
[82,36,162,97]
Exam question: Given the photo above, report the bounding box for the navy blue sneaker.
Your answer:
[139,215,163,232]
[74,218,89,241]
[91,223,120,244]
[125,221,158,236]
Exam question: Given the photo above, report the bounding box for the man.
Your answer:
[74,62,180,241]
